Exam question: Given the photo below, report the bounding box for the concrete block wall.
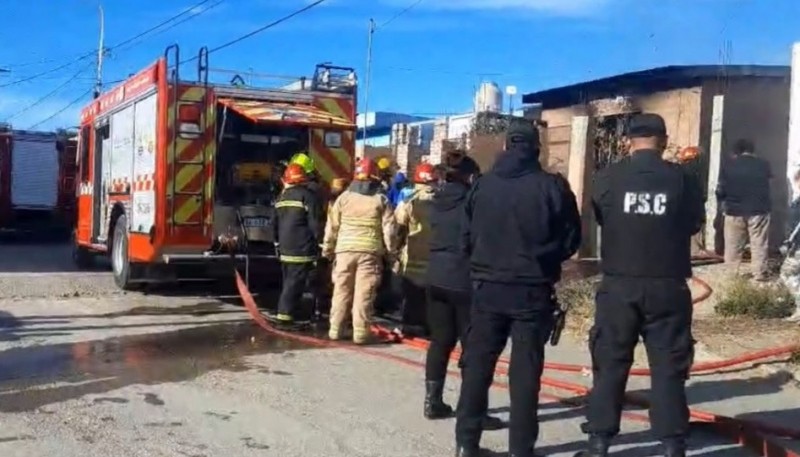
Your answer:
[428,119,449,165]
[391,123,422,175]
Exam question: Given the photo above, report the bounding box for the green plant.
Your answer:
[714,278,795,319]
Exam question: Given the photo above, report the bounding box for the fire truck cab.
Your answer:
[73,45,357,290]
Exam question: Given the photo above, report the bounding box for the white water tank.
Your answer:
[473,81,503,113]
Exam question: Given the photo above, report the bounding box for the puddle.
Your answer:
[0,323,321,412]
[0,435,35,443]
[101,302,237,318]
[143,393,165,406]
[93,397,129,405]
[241,437,270,450]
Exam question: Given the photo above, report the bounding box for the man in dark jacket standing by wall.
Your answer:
[716,139,772,280]
[576,113,705,457]
[454,121,582,457]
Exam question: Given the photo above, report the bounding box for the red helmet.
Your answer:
[354,157,378,181]
[282,163,308,185]
[677,146,701,163]
[413,163,437,184]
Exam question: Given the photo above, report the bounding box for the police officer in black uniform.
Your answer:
[576,113,705,457]
[454,121,582,457]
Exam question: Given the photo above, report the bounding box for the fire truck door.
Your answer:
[91,122,111,242]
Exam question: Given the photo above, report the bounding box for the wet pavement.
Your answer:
[0,323,317,413]
[0,294,763,457]
[0,243,793,456]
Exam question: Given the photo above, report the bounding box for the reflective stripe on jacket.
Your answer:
[273,184,324,263]
[322,189,397,257]
[395,184,435,282]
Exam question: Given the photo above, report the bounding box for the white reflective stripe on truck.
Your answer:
[11,133,59,209]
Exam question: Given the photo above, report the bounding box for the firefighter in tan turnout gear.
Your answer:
[394,162,437,330]
[322,157,397,344]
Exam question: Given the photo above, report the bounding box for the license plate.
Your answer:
[243,217,270,228]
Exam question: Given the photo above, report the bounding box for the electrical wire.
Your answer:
[378,0,425,29]
[0,0,215,89]
[27,89,92,130]
[111,0,226,55]
[180,0,330,64]
[6,63,93,121]
[21,0,321,128]
[111,0,214,51]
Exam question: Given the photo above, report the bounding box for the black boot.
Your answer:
[482,414,505,430]
[662,439,686,457]
[573,435,610,457]
[455,444,481,457]
[424,380,453,419]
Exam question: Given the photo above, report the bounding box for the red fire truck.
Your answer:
[72,45,357,289]
[0,126,77,238]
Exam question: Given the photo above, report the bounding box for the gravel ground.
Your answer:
[0,242,792,456]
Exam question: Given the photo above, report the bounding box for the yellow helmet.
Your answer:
[290,152,316,174]
[330,178,348,194]
[376,156,392,171]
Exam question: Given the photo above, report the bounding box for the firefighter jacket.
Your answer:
[322,181,397,258]
[394,184,435,283]
[273,183,324,263]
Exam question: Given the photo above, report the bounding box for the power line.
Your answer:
[28,89,93,130]
[25,0,322,129]
[0,52,95,89]
[112,0,225,55]
[378,0,424,29]
[180,0,330,64]
[7,63,93,121]
[113,0,214,50]
[0,0,215,89]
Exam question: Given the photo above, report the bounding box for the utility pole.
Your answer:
[94,4,105,99]
[361,18,375,144]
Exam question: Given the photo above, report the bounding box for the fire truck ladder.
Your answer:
[164,44,211,234]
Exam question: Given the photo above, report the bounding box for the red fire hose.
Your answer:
[235,270,800,457]
[387,276,799,378]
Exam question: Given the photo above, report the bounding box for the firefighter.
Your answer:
[289,151,322,198]
[394,163,437,332]
[313,176,350,319]
[272,163,324,325]
[322,157,397,344]
[328,177,349,212]
[455,121,581,457]
[376,156,394,194]
[576,113,705,457]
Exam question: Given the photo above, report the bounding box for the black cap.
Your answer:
[627,113,667,138]
[506,120,540,147]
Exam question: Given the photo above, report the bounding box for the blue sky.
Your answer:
[1,0,799,130]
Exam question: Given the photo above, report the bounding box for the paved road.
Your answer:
[0,242,794,456]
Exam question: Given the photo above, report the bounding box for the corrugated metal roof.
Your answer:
[521,64,790,109]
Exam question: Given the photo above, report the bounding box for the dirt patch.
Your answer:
[558,260,800,369]
[693,318,800,357]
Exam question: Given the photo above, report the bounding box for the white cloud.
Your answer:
[381,0,612,16]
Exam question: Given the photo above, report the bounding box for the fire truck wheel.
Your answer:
[111,214,139,290]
